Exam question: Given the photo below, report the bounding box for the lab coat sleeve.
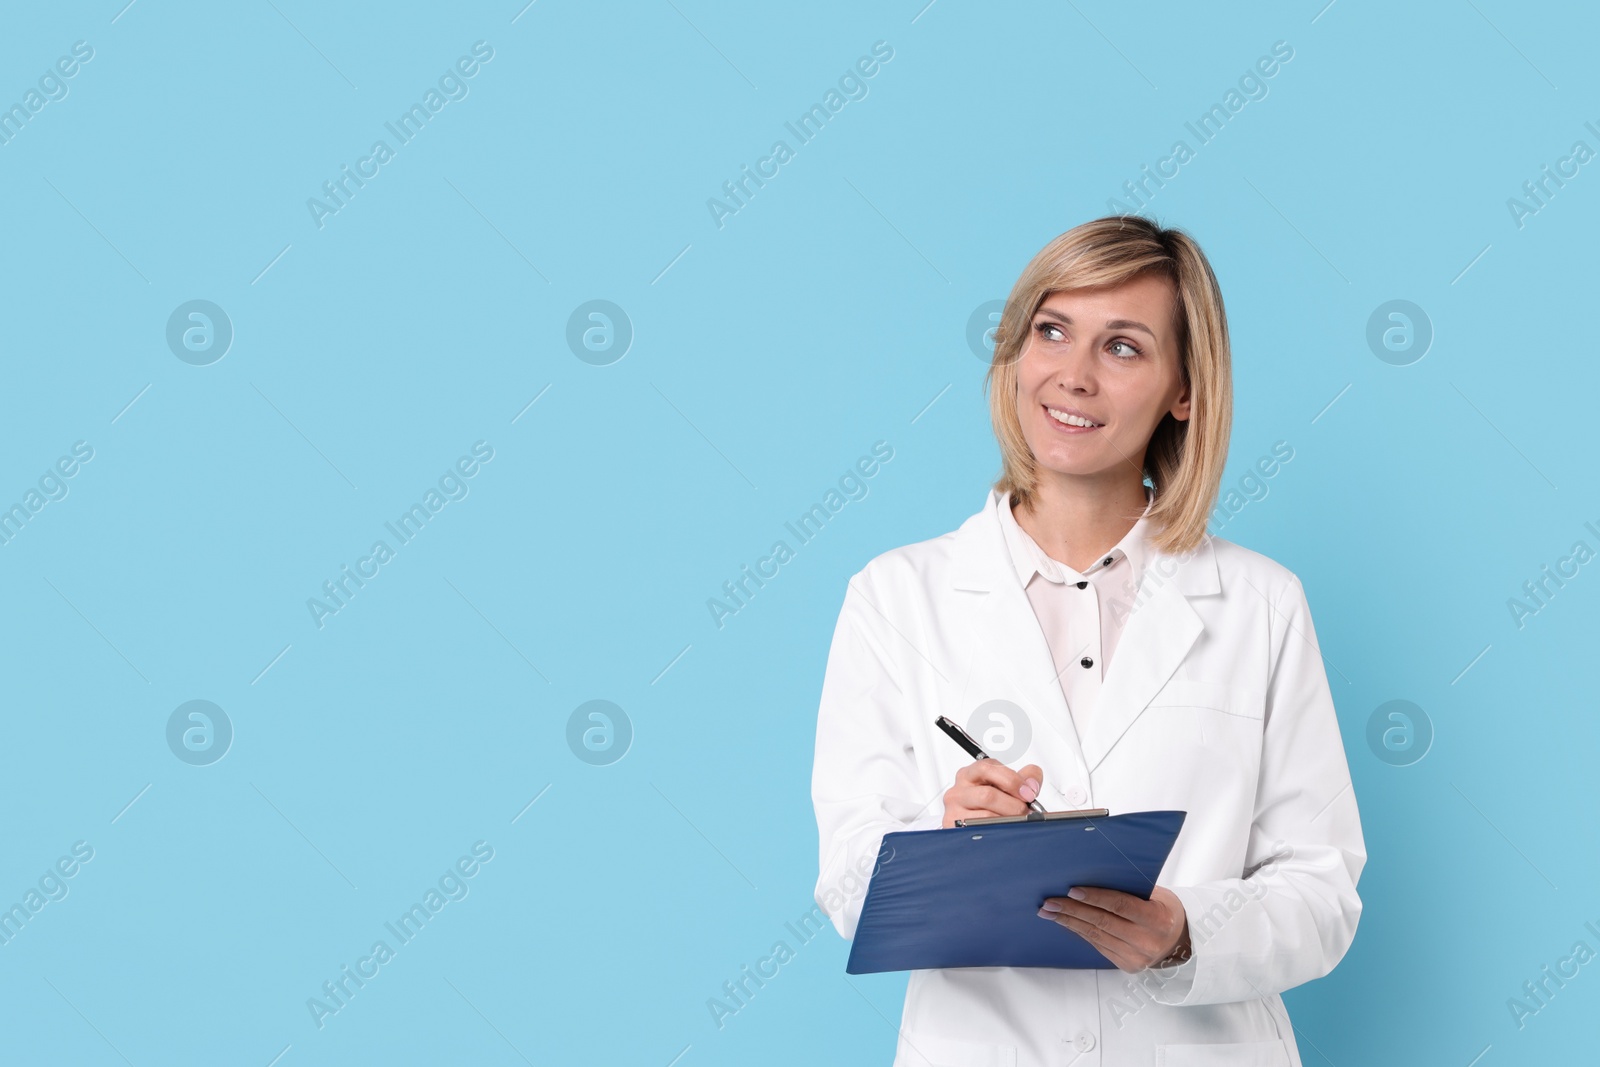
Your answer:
[1144,574,1366,1006]
[812,565,946,941]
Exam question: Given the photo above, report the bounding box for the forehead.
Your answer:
[1036,274,1177,331]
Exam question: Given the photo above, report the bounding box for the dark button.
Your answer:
[1080,656,1094,668]
[1075,581,1087,590]
[1103,557,1113,566]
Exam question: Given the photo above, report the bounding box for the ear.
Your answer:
[1170,377,1192,422]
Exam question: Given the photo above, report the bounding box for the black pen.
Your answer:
[934,715,1048,815]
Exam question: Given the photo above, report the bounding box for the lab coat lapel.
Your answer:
[1079,562,1203,773]
[950,492,1086,778]
[949,489,1220,780]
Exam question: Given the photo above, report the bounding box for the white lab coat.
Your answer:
[811,489,1365,1067]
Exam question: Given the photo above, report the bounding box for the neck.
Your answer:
[1012,474,1149,573]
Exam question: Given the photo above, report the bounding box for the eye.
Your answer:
[1109,339,1143,359]
[1033,321,1065,342]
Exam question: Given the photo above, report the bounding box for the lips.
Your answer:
[1044,405,1102,428]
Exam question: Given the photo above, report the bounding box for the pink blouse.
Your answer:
[994,485,1156,745]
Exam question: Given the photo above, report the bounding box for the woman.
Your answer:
[811,216,1365,1067]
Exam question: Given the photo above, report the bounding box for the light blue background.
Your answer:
[2,1,1597,1063]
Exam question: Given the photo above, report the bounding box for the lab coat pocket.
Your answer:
[1156,1038,1293,1067]
[1136,680,1265,790]
[896,1030,1018,1067]
[1147,679,1259,718]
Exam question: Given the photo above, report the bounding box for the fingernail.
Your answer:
[1020,778,1040,801]
[1067,887,1086,900]
[1039,900,1062,913]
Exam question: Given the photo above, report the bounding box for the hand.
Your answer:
[941,759,1043,828]
[1036,884,1190,972]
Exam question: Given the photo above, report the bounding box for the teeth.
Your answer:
[1047,408,1099,428]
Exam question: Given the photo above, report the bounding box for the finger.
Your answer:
[1016,763,1043,802]
[1038,909,1140,970]
[955,759,1043,804]
[1063,887,1187,952]
[1041,897,1157,953]
[943,803,1020,828]
[1046,910,1151,970]
[1058,886,1144,919]
[1011,767,1049,799]
[1041,897,1139,940]
[953,758,1015,789]
[954,784,1029,817]
[944,775,1030,827]
[943,791,1029,825]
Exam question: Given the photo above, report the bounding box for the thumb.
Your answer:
[1017,763,1044,802]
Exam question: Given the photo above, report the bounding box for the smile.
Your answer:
[1044,406,1102,430]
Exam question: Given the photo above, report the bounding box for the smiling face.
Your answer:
[1013,272,1192,491]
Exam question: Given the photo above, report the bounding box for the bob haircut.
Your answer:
[985,215,1232,556]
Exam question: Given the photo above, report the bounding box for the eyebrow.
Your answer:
[1033,309,1157,340]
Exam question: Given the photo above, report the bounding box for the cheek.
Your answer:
[1109,383,1163,422]
[1014,360,1048,398]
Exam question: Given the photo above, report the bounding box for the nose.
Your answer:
[1050,340,1097,395]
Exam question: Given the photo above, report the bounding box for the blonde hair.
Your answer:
[985,215,1232,555]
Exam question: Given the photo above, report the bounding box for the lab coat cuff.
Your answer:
[1130,950,1198,1006]
[1138,885,1212,1006]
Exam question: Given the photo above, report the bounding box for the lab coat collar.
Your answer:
[955,487,1218,597]
[950,487,1221,774]
[996,484,1155,590]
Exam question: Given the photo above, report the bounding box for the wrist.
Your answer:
[1156,916,1192,968]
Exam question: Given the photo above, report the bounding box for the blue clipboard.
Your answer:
[845,809,1187,974]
